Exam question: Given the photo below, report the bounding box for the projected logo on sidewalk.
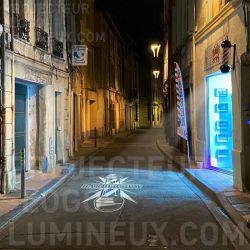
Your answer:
[81,174,143,212]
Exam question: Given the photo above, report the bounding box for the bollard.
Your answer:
[94,127,97,148]
[20,148,26,199]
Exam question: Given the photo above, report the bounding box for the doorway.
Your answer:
[207,73,233,172]
[55,92,63,163]
[15,84,27,173]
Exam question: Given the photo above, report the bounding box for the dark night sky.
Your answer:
[95,0,163,57]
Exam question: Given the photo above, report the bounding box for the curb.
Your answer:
[156,136,250,244]
[0,164,76,238]
[155,136,184,170]
[0,136,118,238]
[184,169,250,243]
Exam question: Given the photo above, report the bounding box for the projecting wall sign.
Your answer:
[205,36,229,71]
[81,174,143,213]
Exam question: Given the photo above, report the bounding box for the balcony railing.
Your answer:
[14,14,30,42]
[35,27,48,51]
[52,38,63,58]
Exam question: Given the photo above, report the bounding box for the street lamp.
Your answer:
[151,44,161,58]
[153,70,160,79]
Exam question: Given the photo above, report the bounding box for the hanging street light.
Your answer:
[153,70,160,79]
[151,44,161,58]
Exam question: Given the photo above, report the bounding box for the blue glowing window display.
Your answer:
[207,73,233,171]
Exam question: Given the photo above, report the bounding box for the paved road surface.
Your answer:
[0,129,235,249]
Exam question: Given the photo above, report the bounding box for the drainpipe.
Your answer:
[0,0,6,193]
[167,0,173,145]
[108,32,112,137]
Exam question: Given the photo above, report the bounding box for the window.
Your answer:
[13,0,24,17]
[35,0,46,30]
[13,0,30,42]
[51,0,64,42]
[35,0,48,50]
[51,0,64,57]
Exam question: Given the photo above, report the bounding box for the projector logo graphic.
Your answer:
[81,174,143,212]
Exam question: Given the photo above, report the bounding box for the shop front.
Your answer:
[206,72,233,172]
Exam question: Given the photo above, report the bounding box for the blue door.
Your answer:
[207,73,233,171]
[15,84,27,173]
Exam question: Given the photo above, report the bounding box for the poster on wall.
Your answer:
[175,62,188,141]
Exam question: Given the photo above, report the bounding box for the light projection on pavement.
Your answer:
[81,174,143,212]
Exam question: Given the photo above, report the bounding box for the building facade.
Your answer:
[164,0,250,191]
[150,51,164,128]
[163,0,195,152]
[138,55,151,128]
[66,0,141,155]
[0,0,156,192]
[194,0,247,190]
[1,0,71,193]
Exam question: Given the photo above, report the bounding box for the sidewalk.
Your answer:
[0,164,75,233]
[156,133,250,243]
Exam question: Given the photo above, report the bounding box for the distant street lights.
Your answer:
[151,44,161,58]
[151,43,161,78]
[153,70,160,79]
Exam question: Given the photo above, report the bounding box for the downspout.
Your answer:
[65,0,73,157]
[167,0,173,145]
[10,0,15,191]
[0,0,6,193]
[108,31,111,136]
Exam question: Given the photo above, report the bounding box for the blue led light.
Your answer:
[207,73,233,171]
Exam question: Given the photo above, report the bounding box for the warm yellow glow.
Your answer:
[151,44,161,57]
[153,70,160,79]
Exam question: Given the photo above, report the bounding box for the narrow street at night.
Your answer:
[0,129,236,249]
[2,0,250,249]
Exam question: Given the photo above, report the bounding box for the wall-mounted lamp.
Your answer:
[220,39,236,73]
[153,70,160,79]
[151,44,161,58]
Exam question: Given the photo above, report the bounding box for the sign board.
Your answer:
[205,42,222,70]
[72,45,88,66]
[205,36,231,71]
